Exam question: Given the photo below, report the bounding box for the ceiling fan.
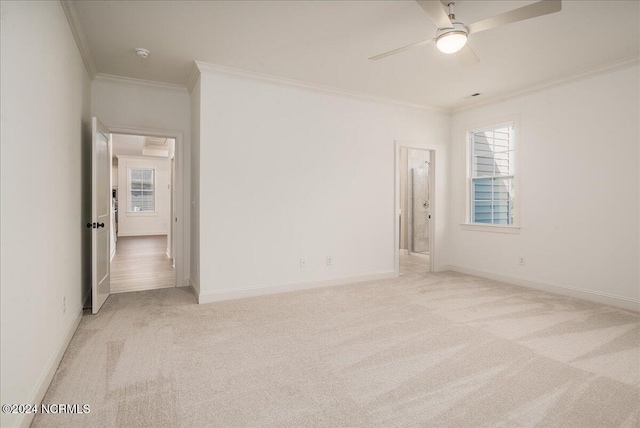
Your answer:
[369,0,562,65]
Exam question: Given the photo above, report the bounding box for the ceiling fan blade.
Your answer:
[467,0,562,35]
[369,38,435,61]
[456,44,480,67]
[416,0,453,29]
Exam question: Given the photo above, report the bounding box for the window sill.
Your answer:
[460,223,520,234]
[126,211,158,217]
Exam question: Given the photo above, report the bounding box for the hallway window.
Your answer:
[469,123,515,225]
[130,168,155,212]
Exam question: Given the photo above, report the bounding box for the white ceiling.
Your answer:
[112,134,170,158]
[75,1,639,110]
[112,134,145,158]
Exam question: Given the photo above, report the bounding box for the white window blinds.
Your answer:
[130,168,155,212]
[470,124,515,225]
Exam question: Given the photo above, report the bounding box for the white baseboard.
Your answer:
[197,271,398,304]
[18,294,87,428]
[399,249,409,256]
[116,231,168,237]
[440,265,640,312]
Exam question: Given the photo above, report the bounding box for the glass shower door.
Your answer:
[411,167,430,254]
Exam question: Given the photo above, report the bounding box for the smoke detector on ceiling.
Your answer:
[134,48,150,59]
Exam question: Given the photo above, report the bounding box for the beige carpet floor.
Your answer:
[34,257,639,427]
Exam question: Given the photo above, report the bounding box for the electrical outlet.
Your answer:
[63,296,66,314]
[299,258,307,268]
[519,256,526,266]
[326,256,332,266]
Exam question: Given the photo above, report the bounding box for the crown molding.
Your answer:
[452,55,640,115]
[192,61,450,114]
[93,73,189,93]
[60,0,97,79]
[186,62,201,93]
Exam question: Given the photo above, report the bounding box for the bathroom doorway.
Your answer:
[397,146,434,273]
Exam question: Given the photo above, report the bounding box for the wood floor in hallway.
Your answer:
[110,235,175,293]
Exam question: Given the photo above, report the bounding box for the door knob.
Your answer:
[97,222,105,228]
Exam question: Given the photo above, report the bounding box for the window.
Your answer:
[470,123,515,225]
[130,168,155,212]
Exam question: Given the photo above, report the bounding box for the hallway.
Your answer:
[110,235,175,293]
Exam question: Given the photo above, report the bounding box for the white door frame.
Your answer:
[108,124,186,287]
[169,155,176,263]
[394,140,438,274]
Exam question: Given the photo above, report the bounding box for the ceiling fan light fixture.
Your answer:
[435,24,468,54]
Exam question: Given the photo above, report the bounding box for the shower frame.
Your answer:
[407,159,431,257]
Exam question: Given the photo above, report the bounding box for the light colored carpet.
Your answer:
[33,257,639,427]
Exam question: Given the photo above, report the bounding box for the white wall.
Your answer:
[92,79,190,286]
[195,72,450,300]
[449,66,640,310]
[116,155,170,237]
[0,2,92,427]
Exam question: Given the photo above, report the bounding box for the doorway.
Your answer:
[109,132,177,293]
[406,149,431,259]
[88,119,186,313]
[395,143,436,275]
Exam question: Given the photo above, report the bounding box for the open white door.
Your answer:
[91,117,111,314]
